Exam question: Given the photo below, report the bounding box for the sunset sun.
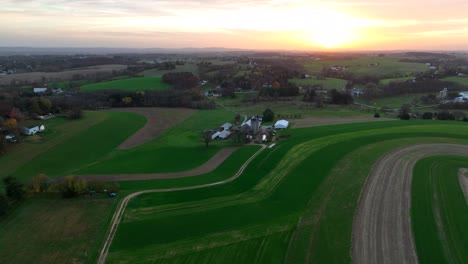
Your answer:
[301,9,365,49]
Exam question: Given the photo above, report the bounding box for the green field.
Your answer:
[80,77,171,91]
[303,56,427,78]
[289,77,346,90]
[106,121,468,263]
[355,93,427,109]
[144,64,199,77]
[380,76,415,85]
[412,156,468,264]
[0,195,116,264]
[443,76,468,88]
[3,104,468,264]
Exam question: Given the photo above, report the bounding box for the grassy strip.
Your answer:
[80,77,170,91]
[412,156,468,264]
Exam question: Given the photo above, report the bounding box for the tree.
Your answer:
[60,176,88,198]
[422,112,433,120]
[202,130,215,147]
[263,108,275,122]
[30,174,49,193]
[38,98,52,114]
[3,176,25,201]
[66,108,83,120]
[0,193,8,216]
[398,104,411,120]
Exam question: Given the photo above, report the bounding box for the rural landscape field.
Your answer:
[2,1,468,263]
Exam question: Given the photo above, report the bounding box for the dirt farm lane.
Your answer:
[352,144,468,264]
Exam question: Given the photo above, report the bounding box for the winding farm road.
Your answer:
[352,144,468,264]
[96,145,266,264]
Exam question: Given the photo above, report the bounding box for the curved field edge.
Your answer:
[412,156,468,264]
[105,122,468,264]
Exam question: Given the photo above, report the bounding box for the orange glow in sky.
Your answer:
[1,0,468,50]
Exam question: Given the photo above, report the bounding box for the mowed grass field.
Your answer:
[106,121,468,264]
[289,77,346,90]
[0,196,116,264]
[442,76,468,88]
[80,76,170,92]
[412,156,468,264]
[303,56,427,78]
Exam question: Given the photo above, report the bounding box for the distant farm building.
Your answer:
[22,125,45,135]
[274,120,289,129]
[33,88,48,94]
[454,92,468,103]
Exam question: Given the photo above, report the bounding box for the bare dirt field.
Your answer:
[352,144,468,264]
[292,117,393,128]
[458,168,468,204]
[0,64,127,85]
[112,107,195,149]
[80,147,238,182]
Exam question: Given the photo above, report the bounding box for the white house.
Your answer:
[23,126,40,135]
[274,120,289,129]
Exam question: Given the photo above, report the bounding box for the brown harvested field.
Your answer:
[352,144,468,264]
[458,168,468,204]
[291,117,393,128]
[112,107,195,149]
[0,64,127,85]
[80,147,238,182]
[0,197,114,264]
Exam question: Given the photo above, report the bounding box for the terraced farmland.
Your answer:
[101,120,468,264]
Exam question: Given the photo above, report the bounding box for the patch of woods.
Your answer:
[0,174,119,218]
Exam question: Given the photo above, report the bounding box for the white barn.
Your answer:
[274,120,289,129]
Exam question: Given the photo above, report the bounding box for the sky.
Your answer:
[1,0,468,51]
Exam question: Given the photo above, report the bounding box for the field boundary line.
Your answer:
[96,144,266,264]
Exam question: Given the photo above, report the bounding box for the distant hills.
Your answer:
[0,47,247,56]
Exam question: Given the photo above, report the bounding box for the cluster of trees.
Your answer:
[161,72,199,90]
[329,89,354,105]
[0,174,120,217]
[381,79,458,97]
[259,82,299,97]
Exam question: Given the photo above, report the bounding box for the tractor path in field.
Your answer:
[292,116,393,128]
[96,144,266,264]
[112,107,195,150]
[78,147,237,182]
[458,168,468,204]
[352,144,468,264]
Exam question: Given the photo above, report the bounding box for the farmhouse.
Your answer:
[33,88,48,94]
[274,120,289,129]
[22,125,45,135]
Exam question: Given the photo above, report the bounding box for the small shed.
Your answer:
[274,120,289,129]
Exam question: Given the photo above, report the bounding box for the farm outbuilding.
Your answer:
[22,125,45,135]
[220,123,233,131]
[33,88,48,94]
[274,120,289,129]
